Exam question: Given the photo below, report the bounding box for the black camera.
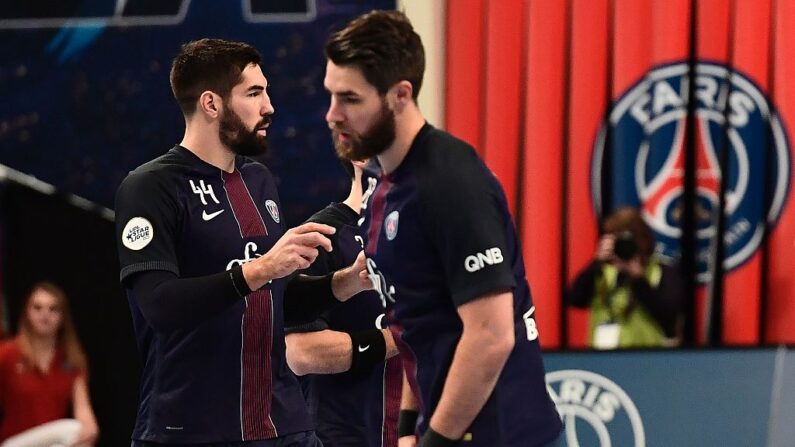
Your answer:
[613,231,638,261]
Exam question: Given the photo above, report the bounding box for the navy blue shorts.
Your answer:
[131,430,323,447]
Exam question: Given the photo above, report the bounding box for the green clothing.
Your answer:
[588,260,666,348]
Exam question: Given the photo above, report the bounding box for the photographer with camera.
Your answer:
[568,207,684,349]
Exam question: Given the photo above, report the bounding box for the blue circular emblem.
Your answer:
[592,62,790,281]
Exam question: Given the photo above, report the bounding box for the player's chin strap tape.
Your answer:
[348,329,386,374]
[398,409,419,438]
[420,427,458,447]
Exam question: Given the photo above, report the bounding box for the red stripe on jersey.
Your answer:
[366,177,393,254]
[241,289,276,439]
[223,170,268,237]
[381,356,402,447]
[389,318,424,417]
[223,169,275,439]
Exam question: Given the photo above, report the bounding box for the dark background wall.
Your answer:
[0,1,394,445]
[0,179,138,446]
[0,0,394,225]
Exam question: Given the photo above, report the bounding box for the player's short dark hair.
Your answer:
[170,38,262,116]
[325,10,425,100]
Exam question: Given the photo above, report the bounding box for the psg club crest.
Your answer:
[592,62,790,282]
[265,199,280,223]
[385,211,399,241]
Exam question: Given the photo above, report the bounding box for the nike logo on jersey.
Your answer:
[202,209,225,221]
[358,344,370,352]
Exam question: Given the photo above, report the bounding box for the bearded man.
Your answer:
[115,38,370,447]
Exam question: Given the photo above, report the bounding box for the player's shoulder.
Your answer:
[410,125,489,193]
[412,125,484,180]
[134,145,197,173]
[237,155,273,177]
[116,147,199,208]
[306,202,358,229]
[121,146,192,186]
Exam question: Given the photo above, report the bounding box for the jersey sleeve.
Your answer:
[420,153,516,307]
[115,170,181,285]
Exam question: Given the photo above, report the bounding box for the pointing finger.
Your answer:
[293,222,336,236]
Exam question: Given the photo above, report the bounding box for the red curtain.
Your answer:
[445,0,795,348]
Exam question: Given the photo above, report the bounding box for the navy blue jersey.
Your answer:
[287,201,401,447]
[115,146,312,443]
[361,125,563,447]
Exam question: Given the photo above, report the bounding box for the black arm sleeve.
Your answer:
[630,264,685,337]
[285,203,360,332]
[283,273,340,327]
[130,265,251,332]
[568,261,602,308]
[283,237,338,333]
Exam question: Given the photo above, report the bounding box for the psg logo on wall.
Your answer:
[592,62,790,282]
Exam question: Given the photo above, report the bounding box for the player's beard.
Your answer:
[332,99,396,161]
[219,105,271,157]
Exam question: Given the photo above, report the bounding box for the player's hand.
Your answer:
[595,234,615,261]
[398,435,417,447]
[331,250,373,301]
[245,222,335,289]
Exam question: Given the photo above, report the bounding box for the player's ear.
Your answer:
[198,91,221,118]
[390,80,414,111]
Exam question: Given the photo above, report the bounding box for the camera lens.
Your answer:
[614,231,637,261]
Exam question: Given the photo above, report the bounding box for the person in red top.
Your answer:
[0,282,99,446]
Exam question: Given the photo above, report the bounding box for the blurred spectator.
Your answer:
[568,207,685,349]
[0,282,98,446]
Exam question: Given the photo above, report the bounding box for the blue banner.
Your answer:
[545,348,795,446]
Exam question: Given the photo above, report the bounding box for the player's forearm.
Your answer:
[242,257,277,290]
[284,273,341,325]
[398,370,420,442]
[130,268,250,332]
[286,330,352,375]
[400,369,418,411]
[429,325,514,439]
[286,327,390,376]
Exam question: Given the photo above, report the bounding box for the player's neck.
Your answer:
[342,169,363,214]
[180,124,236,173]
[377,108,426,176]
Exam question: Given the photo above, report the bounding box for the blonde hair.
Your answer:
[16,281,87,372]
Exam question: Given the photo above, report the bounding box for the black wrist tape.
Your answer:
[229,265,253,298]
[420,427,457,447]
[397,409,419,438]
[349,328,386,374]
